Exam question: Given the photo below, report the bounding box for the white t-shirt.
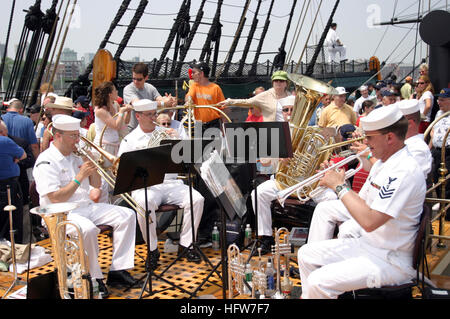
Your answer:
[417,91,434,122]
[358,147,426,254]
[432,111,450,148]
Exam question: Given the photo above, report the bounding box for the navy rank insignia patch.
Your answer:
[379,177,397,199]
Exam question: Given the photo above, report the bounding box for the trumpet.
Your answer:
[75,136,151,223]
[277,148,369,205]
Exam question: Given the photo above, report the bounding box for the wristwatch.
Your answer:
[335,183,348,195]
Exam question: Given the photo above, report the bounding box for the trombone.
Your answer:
[277,148,368,205]
[76,136,151,223]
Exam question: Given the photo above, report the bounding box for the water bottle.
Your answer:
[265,259,275,297]
[212,225,220,251]
[244,224,252,247]
[91,279,101,299]
[243,263,253,295]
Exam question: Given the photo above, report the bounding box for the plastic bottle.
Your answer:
[265,259,275,297]
[212,225,220,251]
[92,280,101,299]
[243,263,253,295]
[244,224,252,247]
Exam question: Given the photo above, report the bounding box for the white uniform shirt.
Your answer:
[324,29,339,47]
[353,95,373,114]
[405,134,432,178]
[33,143,91,207]
[358,147,426,254]
[118,125,179,181]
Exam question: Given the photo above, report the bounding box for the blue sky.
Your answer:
[1,0,446,65]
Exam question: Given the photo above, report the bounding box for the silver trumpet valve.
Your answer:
[277,148,369,206]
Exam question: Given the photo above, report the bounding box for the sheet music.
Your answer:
[198,151,247,218]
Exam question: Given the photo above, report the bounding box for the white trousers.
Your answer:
[327,45,347,63]
[298,238,415,299]
[252,179,340,238]
[68,202,136,279]
[251,179,278,237]
[132,181,204,250]
[307,199,362,243]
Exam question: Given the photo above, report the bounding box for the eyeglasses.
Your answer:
[132,77,144,82]
[159,122,171,126]
[363,131,386,139]
[282,107,293,113]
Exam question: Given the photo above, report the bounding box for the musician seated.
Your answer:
[298,105,426,299]
[117,100,205,267]
[33,115,137,298]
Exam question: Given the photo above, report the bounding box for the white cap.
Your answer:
[278,95,295,107]
[360,104,403,131]
[4,98,20,106]
[335,87,348,95]
[52,114,81,131]
[398,99,420,115]
[133,99,158,112]
[359,85,368,91]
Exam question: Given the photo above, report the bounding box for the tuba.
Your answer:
[275,74,338,201]
[30,203,91,299]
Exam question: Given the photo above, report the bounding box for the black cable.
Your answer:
[0,0,16,89]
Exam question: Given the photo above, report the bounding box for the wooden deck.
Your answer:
[0,219,449,299]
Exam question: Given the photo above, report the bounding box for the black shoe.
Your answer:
[259,236,275,255]
[178,245,201,263]
[106,270,137,287]
[96,279,109,298]
[146,249,160,271]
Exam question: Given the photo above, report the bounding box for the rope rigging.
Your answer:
[0,0,16,91]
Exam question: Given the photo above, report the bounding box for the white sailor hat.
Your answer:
[52,114,81,131]
[133,99,157,112]
[46,96,75,111]
[279,95,296,107]
[398,99,420,115]
[360,104,403,131]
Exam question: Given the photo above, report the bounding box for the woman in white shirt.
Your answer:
[415,75,434,133]
[93,82,132,158]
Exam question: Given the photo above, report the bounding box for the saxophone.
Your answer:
[30,203,91,299]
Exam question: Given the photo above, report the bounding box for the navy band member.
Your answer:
[118,99,205,267]
[33,115,137,298]
[298,105,426,299]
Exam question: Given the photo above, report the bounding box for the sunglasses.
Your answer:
[417,82,426,85]
[160,122,171,126]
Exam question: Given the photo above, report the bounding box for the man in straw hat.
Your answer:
[118,99,205,266]
[40,96,78,152]
[33,115,137,298]
[298,105,426,299]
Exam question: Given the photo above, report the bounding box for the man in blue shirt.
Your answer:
[0,120,27,244]
[2,99,39,159]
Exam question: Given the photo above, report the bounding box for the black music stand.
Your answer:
[114,144,185,298]
[223,122,292,261]
[158,138,224,298]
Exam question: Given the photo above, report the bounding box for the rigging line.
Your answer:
[126,8,178,15]
[295,0,323,73]
[372,0,400,58]
[0,0,16,89]
[412,0,421,80]
[286,0,311,67]
[285,0,307,65]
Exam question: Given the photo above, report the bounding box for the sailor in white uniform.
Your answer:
[298,106,426,299]
[324,22,347,63]
[117,99,204,265]
[309,101,432,242]
[33,115,137,297]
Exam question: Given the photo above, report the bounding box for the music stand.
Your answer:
[157,138,224,298]
[223,122,292,262]
[114,144,185,298]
